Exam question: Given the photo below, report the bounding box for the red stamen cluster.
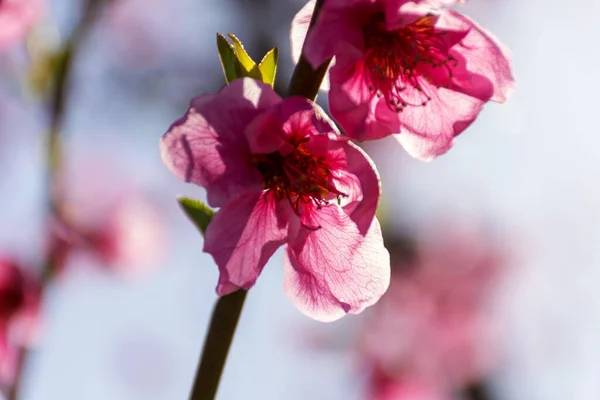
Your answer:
[362,13,458,113]
[253,139,345,216]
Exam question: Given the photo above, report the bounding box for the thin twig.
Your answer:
[189,290,247,400]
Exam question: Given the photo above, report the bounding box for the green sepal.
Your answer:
[216,33,278,86]
[227,34,259,77]
[258,47,278,87]
[177,197,215,236]
[216,33,241,84]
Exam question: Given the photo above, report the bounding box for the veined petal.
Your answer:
[284,206,390,322]
[340,142,381,234]
[204,192,294,295]
[326,140,381,234]
[437,10,515,103]
[160,78,282,207]
[389,78,486,160]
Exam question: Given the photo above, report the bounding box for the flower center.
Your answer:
[0,285,24,321]
[362,13,458,112]
[253,139,344,215]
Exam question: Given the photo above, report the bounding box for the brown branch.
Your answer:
[287,0,331,101]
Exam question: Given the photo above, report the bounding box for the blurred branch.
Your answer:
[189,290,247,400]
[47,0,109,223]
[44,0,114,282]
[463,381,495,400]
[8,1,111,399]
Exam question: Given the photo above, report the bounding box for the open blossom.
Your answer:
[0,257,40,386]
[48,157,165,277]
[49,192,165,277]
[160,78,390,321]
[0,0,44,50]
[84,195,165,276]
[291,0,514,160]
[360,225,507,392]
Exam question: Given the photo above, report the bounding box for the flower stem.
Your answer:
[287,0,332,101]
[8,1,108,399]
[189,290,247,400]
[190,2,331,399]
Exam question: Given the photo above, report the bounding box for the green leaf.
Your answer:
[216,33,241,84]
[177,197,215,235]
[258,47,278,87]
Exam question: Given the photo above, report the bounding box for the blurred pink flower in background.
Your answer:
[0,256,40,387]
[83,194,165,276]
[359,222,510,396]
[160,78,390,322]
[369,368,446,400]
[291,0,514,160]
[48,156,166,277]
[0,0,44,50]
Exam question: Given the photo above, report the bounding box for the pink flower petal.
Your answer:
[341,142,381,233]
[328,141,381,234]
[160,79,282,207]
[284,207,390,322]
[204,192,296,295]
[437,10,515,103]
[0,0,44,50]
[301,0,368,69]
[290,0,315,65]
[293,0,514,161]
[384,1,435,29]
[328,51,396,141]
[245,96,333,155]
[390,82,486,160]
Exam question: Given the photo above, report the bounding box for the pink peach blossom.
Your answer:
[0,0,44,50]
[360,224,507,391]
[160,78,390,321]
[291,0,514,160]
[0,256,40,386]
[85,195,165,277]
[49,159,165,277]
[369,368,446,400]
[0,335,18,388]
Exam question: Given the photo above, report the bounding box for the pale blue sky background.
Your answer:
[2,0,600,399]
